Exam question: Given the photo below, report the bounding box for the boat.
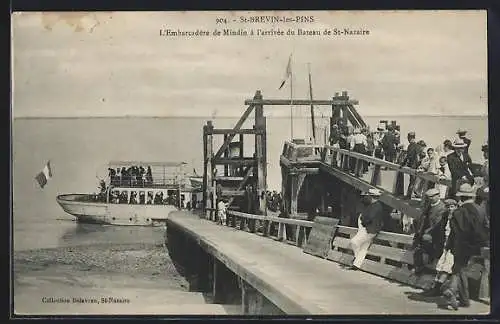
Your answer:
[56,161,201,226]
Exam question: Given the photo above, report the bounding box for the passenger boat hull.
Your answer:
[56,194,177,226]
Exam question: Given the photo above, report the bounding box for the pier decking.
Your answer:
[167,211,489,315]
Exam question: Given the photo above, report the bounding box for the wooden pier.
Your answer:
[166,211,489,315]
[175,90,491,315]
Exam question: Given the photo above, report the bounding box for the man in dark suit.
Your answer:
[446,138,474,198]
[456,129,471,155]
[402,131,423,199]
[349,188,390,270]
[381,125,398,163]
[412,188,447,275]
[442,183,489,310]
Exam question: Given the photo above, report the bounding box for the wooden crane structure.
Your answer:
[202,90,363,219]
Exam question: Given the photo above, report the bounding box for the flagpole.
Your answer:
[308,63,316,144]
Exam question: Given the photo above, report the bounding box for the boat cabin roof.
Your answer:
[109,186,182,192]
[108,161,187,168]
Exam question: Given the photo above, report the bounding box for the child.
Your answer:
[217,199,228,225]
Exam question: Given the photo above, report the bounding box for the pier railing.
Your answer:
[205,208,314,247]
[201,209,490,299]
[322,145,452,191]
[281,142,454,193]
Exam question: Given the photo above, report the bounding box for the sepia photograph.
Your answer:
[11,10,489,316]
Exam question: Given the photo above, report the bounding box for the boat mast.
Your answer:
[308,63,316,143]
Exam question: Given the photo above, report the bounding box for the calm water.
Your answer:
[13,115,487,251]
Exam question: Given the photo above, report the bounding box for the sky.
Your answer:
[12,10,488,118]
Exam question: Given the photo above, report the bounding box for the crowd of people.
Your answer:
[108,165,154,187]
[106,189,182,207]
[330,123,487,201]
[347,124,489,310]
[266,190,283,213]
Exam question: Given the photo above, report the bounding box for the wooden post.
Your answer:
[371,164,381,186]
[206,122,215,219]
[277,222,285,241]
[231,213,236,227]
[255,90,267,216]
[254,90,268,235]
[290,173,306,216]
[239,133,244,176]
[479,247,490,302]
[223,134,229,176]
[203,122,214,217]
[319,177,326,214]
[240,278,248,314]
[212,258,218,302]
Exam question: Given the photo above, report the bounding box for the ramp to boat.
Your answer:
[167,211,489,315]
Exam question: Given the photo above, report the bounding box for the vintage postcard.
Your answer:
[11,10,489,316]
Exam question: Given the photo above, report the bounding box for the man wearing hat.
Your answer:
[442,183,489,310]
[402,131,423,199]
[380,124,398,163]
[350,127,367,176]
[328,124,341,167]
[446,138,474,198]
[412,188,447,275]
[456,129,471,155]
[329,124,340,147]
[474,142,490,226]
[349,188,387,270]
[373,124,385,159]
[480,142,489,183]
[421,198,457,296]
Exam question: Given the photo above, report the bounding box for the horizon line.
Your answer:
[13,114,489,120]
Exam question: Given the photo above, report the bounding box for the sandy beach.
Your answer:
[12,242,214,315]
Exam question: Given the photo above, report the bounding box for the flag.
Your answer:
[35,161,52,188]
[278,54,292,90]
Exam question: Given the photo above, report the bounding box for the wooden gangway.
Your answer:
[169,211,489,315]
[280,140,457,220]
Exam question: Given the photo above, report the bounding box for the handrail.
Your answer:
[213,209,416,250]
[281,142,453,187]
[202,208,314,247]
[202,208,489,292]
[323,145,453,187]
[227,210,314,227]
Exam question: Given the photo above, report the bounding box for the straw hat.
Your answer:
[444,198,458,206]
[452,138,467,148]
[360,188,382,197]
[377,123,385,131]
[424,188,440,198]
[455,183,476,197]
[456,128,467,135]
